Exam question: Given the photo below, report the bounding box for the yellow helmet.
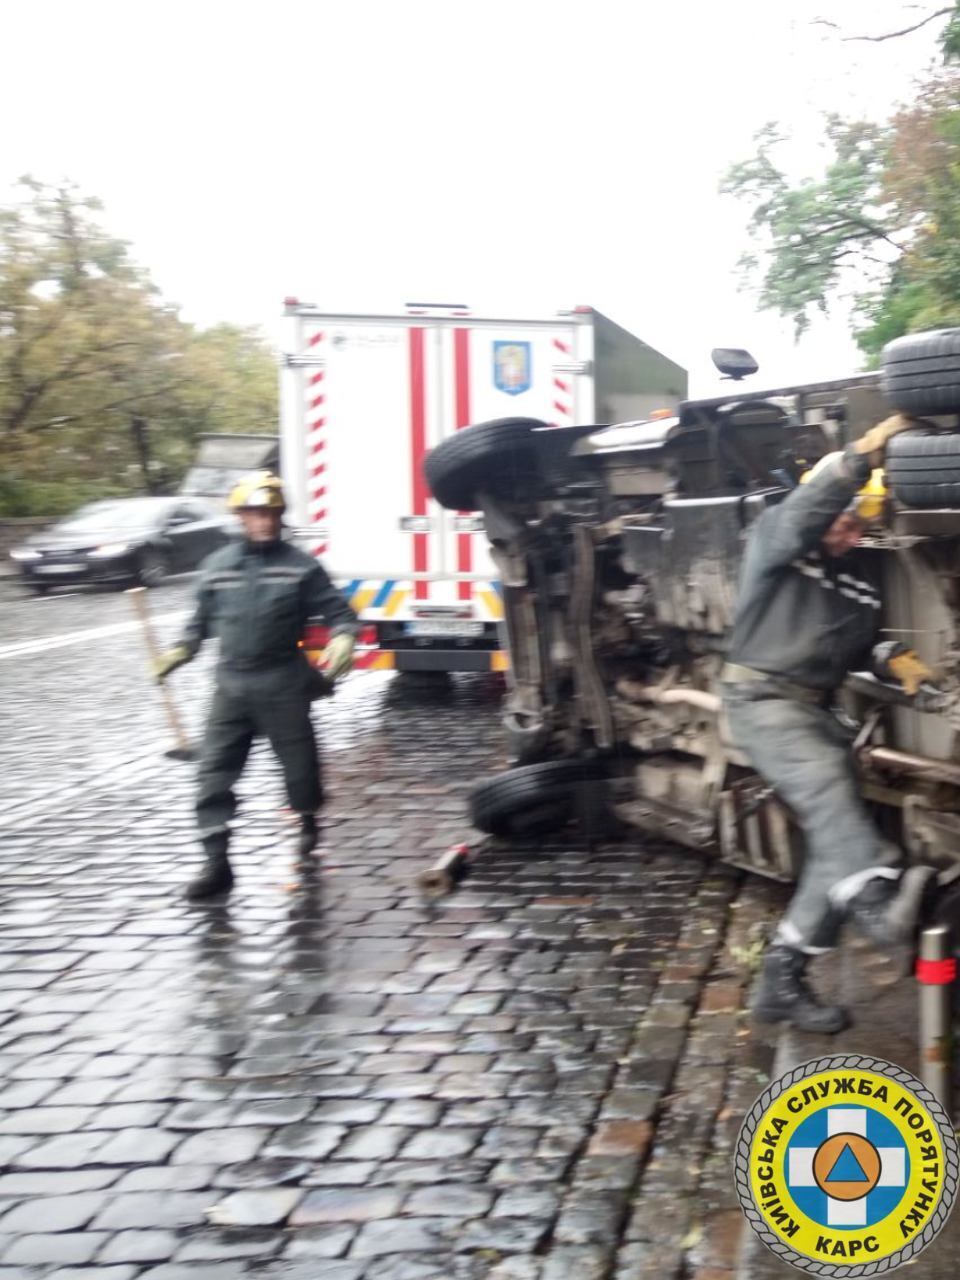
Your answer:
[228,471,286,513]
[797,453,887,523]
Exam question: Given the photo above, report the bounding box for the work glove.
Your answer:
[874,641,935,697]
[852,413,914,461]
[888,649,935,697]
[153,644,192,684]
[321,632,356,682]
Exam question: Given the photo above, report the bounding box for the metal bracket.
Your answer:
[283,354,328,368]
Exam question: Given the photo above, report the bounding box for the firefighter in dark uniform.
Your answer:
[154,473,358,900]
[721,415,938,1033]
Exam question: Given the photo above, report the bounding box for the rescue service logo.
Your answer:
[734,1055,958,1275]
[493,341,532,396]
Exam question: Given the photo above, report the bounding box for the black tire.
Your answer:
[881,329,960,415]
[469,758,608,838]
[423,418,545,511]
[29,582,49,596]
[139,548,171,588]
[886,431,960,507]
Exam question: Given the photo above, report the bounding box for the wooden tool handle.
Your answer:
[127,586,192,752]
[128,587,161,660]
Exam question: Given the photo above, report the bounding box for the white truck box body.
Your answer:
[280,302,686,672]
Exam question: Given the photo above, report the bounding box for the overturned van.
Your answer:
[423,329,960,885]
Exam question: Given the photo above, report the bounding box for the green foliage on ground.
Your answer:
[0,178,278,515]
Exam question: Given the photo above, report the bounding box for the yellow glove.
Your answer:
[853,413,914,459]
[888,649,934,697]
[321,632,356,682]
[153,644,192,684]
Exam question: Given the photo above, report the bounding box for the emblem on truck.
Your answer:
[493,341,532,396]
[735,1055,957,1274]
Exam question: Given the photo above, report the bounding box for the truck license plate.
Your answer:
[405,620,484,638]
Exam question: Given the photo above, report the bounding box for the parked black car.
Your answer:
[9,497,236,593]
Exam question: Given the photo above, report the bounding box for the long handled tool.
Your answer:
[128,586,198,761]
[417,843,471,897]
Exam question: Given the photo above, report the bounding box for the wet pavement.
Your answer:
[0,576,955,1278]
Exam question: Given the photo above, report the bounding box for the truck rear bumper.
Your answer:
[303,645,509,673]
[393,648,509,673]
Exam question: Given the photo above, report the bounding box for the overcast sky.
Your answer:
[1,0,945,396]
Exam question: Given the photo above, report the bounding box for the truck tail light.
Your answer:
[302,623,379,650]
[301,625,330,650]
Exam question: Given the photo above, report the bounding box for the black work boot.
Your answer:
[185,839,234,901]
[847,866,937,948]
[297,814,319,859]
[752,945,850,1034]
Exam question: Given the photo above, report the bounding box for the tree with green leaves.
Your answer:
[0,178,277,515]
[723,4,960,361]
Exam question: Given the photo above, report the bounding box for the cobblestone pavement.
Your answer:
[2,577,950,1279]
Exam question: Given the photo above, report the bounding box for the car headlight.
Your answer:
[89,542,131,558]
[9,548,41,562]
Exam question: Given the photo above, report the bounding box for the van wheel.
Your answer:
[881,329,960,416]
[424,417,545,511]
[469,758,608,838]
[885,431,960,506]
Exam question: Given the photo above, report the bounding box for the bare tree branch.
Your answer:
[1,340,142,435]
[818,214,906,252]
[814,8,953,43]
[42,377,191,429]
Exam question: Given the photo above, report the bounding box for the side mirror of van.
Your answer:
[712,348,759,381]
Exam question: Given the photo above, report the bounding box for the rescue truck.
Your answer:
[280,300,687,674]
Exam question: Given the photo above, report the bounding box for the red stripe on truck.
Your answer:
[454,327,473,602]
[409,328,429,600]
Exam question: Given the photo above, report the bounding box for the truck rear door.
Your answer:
[430,316,592,612]
[281,306,594,670]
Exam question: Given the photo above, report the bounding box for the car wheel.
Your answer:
[424,417,545,511]
[139,549,171,588]
[885,431,960,506]
[881,329,960,416]
[29,583,49,597]
[469,758,609,838]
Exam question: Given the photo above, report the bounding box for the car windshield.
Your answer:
[180,466,260,495]
[56,499,167,533]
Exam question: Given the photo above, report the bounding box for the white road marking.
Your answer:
[0,610,189,661]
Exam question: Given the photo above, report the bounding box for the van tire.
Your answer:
[881,329,960,415]
[423,417,545,511]
[469,757,608,838]
[885,431,960,506]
